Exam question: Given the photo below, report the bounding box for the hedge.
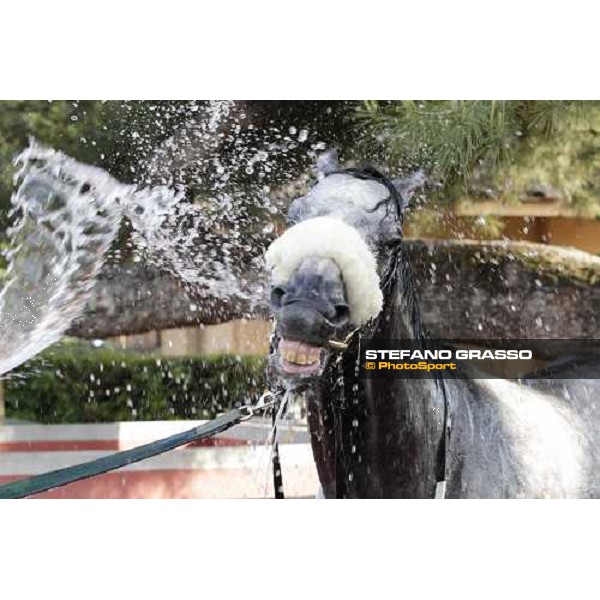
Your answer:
[5,345,267,424]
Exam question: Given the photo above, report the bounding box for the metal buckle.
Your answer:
[239,390,281,421]
[328,339,349,351]
[328,328,358,352]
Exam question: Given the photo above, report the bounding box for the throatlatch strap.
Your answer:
[0,408,247,499]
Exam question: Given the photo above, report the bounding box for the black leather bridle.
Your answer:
[321,167,452,499]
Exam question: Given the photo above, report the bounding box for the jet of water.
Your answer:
[0,141,180,377]
[0,102,322,377]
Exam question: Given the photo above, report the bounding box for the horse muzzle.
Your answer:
[268,256,351,380]
[271,302,339,378]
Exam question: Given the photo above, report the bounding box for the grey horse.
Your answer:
[266,154,600,498]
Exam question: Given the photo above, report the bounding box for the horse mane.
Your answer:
[338,166,405,222]
[334,165,426,346]
[396,247,427,345]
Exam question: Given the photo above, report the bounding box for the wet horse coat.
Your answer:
[306,260,597,498]
[267,159,600,498]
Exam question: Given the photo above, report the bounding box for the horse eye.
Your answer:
[270,286,287,308]
[333,304,350,325]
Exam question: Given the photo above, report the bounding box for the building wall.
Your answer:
[498,217,600,253]
[161,319,271,357]
[107,330,161,352]
[408,213,600,254]
[106,320,271,358]
[543,218,600,254]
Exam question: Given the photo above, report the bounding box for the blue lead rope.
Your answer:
[0,407,249,499]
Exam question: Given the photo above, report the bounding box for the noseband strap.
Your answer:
[265,216,383,327]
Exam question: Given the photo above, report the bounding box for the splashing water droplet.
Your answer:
[0,141,181,376]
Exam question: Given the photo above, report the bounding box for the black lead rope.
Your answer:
[0,394,283,500]
[434,376,452,499]
[271,410,285,499]
[333,404,347,499]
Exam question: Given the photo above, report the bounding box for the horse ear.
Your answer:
[315,148,339,177]
[287,196,306,225]
[392,170,427,209]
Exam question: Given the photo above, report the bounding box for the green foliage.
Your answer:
[356,101,600,212]
[0,101,187,237]
[495,106,600,213]
[5,345,266,424]
[0,101,103,232]
[357,100,515,180]
[0,241,7,277]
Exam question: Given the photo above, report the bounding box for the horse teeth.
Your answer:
[280,339,322,365]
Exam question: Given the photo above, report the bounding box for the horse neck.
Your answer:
[360,254,446,497]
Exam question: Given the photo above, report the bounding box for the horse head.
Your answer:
[266,149,425,382]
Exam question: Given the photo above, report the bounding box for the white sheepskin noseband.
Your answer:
[265,216,383,326]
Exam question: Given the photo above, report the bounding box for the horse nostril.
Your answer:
[270,285,287,309]
[333,304,350,326]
